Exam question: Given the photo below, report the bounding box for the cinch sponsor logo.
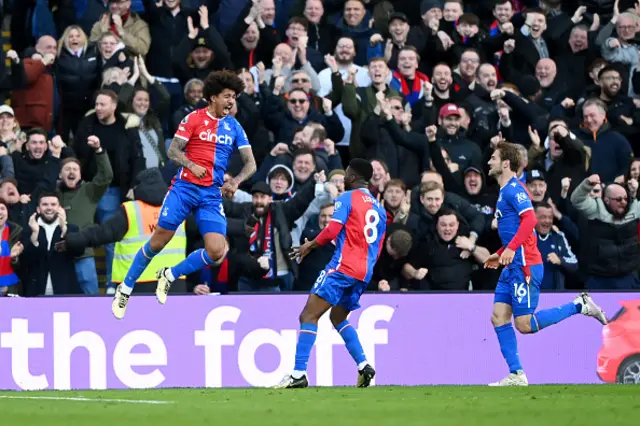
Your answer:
[0,305,394,390]
[199,129,233,145]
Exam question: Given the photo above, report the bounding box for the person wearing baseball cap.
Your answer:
[437,103,482,173]
[0,105,24,154]
[526,168,548,202]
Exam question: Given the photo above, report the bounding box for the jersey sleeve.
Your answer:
[234,120,251,149]
[331,192,353,225]
[507,185,534,216]
[175,111,197,141]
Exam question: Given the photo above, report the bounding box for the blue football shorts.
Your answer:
[311,268,368,311]
[157,179,226,236]
[494,264,543,317]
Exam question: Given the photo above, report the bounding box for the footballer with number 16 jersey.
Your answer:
[484,142,607,387]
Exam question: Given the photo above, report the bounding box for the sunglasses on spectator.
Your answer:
[608,196,627,202]
[289,98,307,104]
[291,78,310,84]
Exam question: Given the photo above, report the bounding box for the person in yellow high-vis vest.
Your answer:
[58,168,188,293]
[111,200,187,285]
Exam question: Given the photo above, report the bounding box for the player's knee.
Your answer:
[491,311,507,327]
[299,311,318,325]
[514,317,532,334]
[205,241,227,263]
[149,229,173,252]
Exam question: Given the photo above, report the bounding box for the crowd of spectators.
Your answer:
[1,0,640,297]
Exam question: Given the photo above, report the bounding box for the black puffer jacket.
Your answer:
[55,43,101,113]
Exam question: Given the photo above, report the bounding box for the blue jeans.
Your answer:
[237,272,294,292]
[75,257,99,295]
[96,187,122,289]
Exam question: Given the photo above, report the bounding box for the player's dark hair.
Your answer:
[387,229,412,258]
[203,70,245,102]
[349,158,374,182]
[496,141,521,172]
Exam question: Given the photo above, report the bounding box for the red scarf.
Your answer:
[110,11,130,37]
[249,211,275,279]
[217,258,229,283]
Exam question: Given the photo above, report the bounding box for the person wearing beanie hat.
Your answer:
[517,75,541,101]
[267,164,295,201]
[526,168,548,202]
[421,0,445,17]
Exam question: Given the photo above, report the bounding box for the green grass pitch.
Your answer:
[1,385,639,425]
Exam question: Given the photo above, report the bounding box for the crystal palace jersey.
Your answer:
[495,176,543,269]
[328,188,387,282]
[174,108,250,187]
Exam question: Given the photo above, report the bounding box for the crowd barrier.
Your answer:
[0,293,638,390]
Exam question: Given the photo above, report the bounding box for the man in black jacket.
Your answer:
[73,89,146,292]
[20,192,82,297]
[225,180,317,292]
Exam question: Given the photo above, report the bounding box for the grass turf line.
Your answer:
[1,385,639,426]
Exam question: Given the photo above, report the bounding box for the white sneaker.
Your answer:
[111,285,130,320]
[575,292,608,325]
[155,268,172,305]
[489,371,528,386]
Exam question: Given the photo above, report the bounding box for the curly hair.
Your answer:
[203,70,245,101]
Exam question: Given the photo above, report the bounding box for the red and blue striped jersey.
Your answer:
[496,176,543,268]
[328,188,387,282]
[174,108,250,187]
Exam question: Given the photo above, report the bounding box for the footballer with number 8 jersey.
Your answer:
[111,70,256,319]
[484,142,607,386]
[274,159,386,389]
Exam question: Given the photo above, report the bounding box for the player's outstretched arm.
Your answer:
[167,137,197,171]
[233,146,257,185]
[223,147,257,198]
